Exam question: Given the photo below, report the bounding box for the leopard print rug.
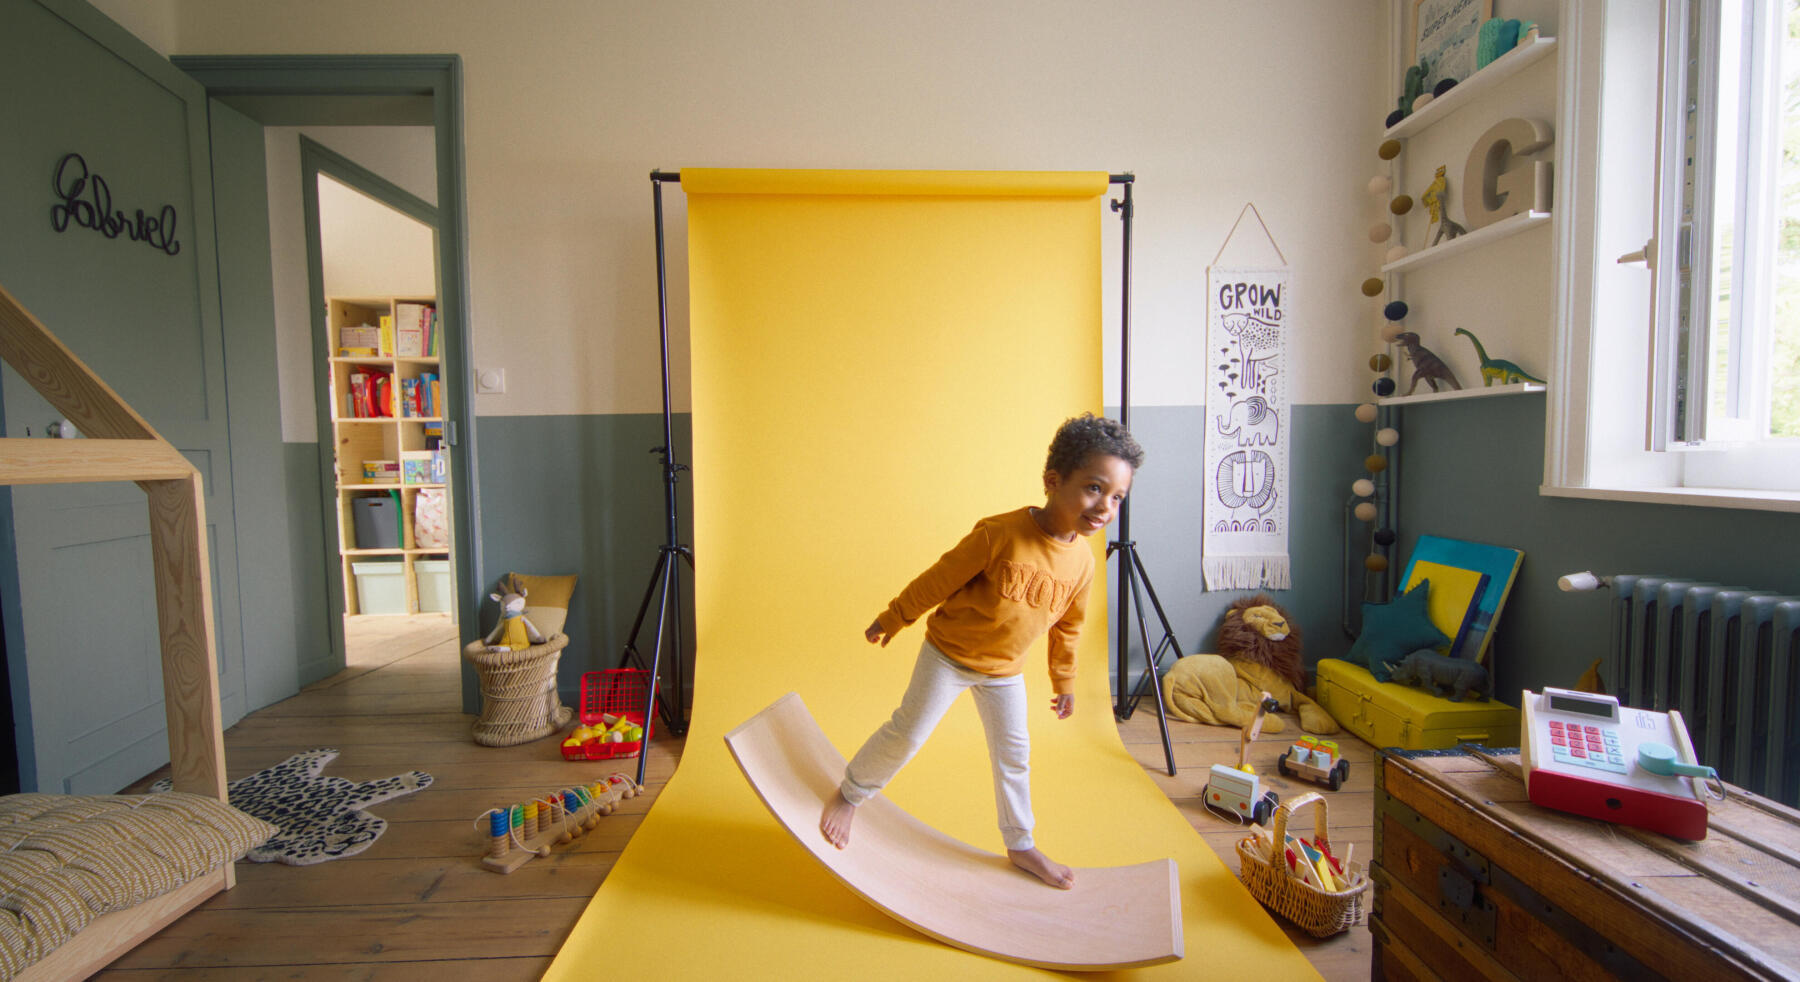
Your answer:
[152,748,432,865]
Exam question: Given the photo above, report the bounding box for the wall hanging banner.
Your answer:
[1203,264,1292,591]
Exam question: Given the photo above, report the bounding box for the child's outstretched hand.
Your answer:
[865,619,892,646]
[1050,694,1074,719]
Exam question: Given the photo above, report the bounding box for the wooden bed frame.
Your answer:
[0,283,232,980]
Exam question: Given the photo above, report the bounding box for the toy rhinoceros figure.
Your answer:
[1383,649,1490,702]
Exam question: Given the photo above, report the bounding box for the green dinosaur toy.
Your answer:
[1456,328,1546,386]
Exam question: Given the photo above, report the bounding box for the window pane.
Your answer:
[1777,0,1800,436]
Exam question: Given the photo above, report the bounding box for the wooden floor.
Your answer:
[96,619,1371,980]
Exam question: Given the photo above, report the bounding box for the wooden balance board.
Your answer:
[723,692,1184,971]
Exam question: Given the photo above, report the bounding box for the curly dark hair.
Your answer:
[1044,413,1144,476]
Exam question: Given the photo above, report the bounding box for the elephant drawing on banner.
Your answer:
[1216,395,1278,447]
[1215,449,1278,521]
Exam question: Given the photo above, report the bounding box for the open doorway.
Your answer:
[301,138,460,670]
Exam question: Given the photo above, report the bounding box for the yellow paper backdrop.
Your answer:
[545,170,1318,979]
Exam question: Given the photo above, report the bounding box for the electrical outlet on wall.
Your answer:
[476,367,505,394]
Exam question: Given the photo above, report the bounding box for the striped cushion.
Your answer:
[0,793,276,978]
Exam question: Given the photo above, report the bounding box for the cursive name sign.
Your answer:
[50,152,180,256]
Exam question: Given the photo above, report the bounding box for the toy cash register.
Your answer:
[1520,687,1723,841]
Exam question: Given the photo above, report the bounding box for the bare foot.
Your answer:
[1008,847,1075,889]
[819,790,856,849]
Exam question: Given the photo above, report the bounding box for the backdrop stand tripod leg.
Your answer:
[1110,540,1179,776]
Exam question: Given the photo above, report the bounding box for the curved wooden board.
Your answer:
[723,692,1183,971]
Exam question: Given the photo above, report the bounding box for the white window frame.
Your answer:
[1544,0,1800,512]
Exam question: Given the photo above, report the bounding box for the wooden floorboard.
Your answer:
[93,616,1373,980]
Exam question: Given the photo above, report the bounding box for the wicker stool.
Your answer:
[463,633,574,746]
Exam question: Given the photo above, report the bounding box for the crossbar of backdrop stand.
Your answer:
[638,170,1176,777]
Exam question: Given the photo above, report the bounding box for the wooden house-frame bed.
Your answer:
[0,282,233,979]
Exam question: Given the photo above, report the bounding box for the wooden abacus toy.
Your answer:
[476,772,641,873]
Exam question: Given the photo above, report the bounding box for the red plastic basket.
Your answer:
[560,668,653,760]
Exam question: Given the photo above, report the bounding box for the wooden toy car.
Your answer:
[1202,693,1281,826]
[1278,737,1350,791]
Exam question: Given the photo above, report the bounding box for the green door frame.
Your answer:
[174,55,484,707]
[299,135,443,667]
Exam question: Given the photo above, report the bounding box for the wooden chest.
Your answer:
[1372,749,1800,981]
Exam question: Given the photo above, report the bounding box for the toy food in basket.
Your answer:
[560,669,654,760]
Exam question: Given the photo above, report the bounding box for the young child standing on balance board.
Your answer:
[819,413,1143,889]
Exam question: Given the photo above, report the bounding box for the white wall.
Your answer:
[318,176,435,302]
[263,127,438,440]
[157,0,1385,419]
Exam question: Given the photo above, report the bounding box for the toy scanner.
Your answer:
[1520,687,1723,841]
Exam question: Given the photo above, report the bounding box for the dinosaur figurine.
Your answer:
[1421,165,1466,245]
[1456,328,1546,386]
[1392,331,1461,395]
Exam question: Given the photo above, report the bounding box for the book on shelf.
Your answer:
[395,302,435,358]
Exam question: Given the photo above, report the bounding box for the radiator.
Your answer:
[1610,575,1800,805]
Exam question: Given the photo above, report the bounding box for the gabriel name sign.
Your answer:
[50,152,181,256]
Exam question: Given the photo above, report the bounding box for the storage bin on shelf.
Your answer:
[561,669,653,760]
[352,560,405,615]
[462,634,572,747]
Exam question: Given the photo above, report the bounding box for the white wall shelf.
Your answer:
[1384,37,1559,140]
[1379,381,1545,406]
[1381,211,1551,275]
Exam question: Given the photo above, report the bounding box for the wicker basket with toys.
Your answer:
[1236,791,1369,937]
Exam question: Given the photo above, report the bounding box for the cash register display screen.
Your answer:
[1549,693,1614,718]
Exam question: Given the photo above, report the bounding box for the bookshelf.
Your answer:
[327,296,454,616]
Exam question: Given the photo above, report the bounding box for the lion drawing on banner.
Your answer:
[1215,450,1278,521]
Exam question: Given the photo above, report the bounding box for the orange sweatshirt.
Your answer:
[875,507,1094,694]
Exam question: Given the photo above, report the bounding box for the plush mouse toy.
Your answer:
[484,573,547,652]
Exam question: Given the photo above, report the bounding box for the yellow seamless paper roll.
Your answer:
[546,169,1318,980]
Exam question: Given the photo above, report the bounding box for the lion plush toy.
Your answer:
[1161,594,1339,735]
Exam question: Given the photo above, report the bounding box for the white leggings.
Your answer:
[840,640,1035,851]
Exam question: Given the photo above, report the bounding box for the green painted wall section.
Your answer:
[474,414,695,708]
[469,407,1366,711]
[1394,393,1800,704]
[1108,405,1368,677]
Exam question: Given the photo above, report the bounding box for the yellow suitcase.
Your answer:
[1314,658,1520,750]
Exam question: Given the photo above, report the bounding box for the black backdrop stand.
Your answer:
[623,169,1178,783]
[1107,176,1181,777]
[618,171,694,787]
